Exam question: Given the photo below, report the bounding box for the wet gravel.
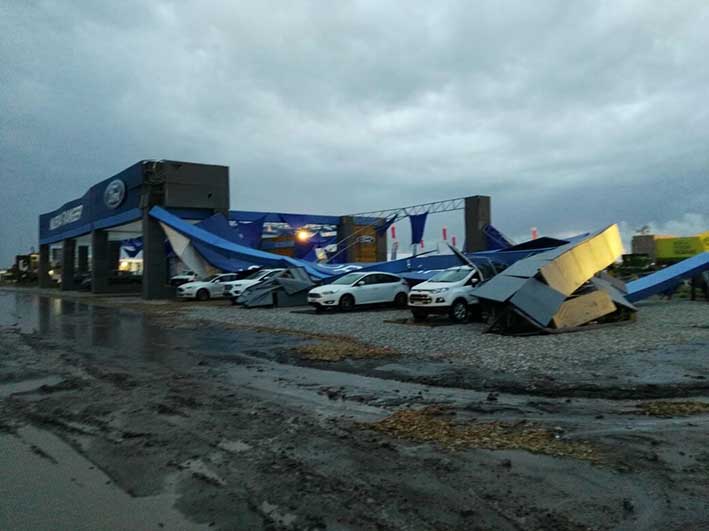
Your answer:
[188,299,709,376]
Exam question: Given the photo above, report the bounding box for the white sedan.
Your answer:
[176,273,242,301]
[307,272,409,312]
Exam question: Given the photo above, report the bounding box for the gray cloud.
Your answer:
[2,0,709,263]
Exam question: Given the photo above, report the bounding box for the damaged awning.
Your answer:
[473,225,635,334]
[149,206,336,279]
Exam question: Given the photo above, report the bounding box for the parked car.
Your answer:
[407,266,483,323]
[176,273,243,301]
[170,271,197,287]
[224,268,287,305]
[307,272,409,312]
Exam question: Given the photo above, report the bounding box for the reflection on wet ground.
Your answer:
[0,290,302,366]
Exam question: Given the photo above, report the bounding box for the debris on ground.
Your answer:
[638,401,709,417]
[473,225,636,334]
[295,340,395,361]
[365,406,601,462]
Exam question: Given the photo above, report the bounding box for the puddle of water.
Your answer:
[0,376,64,398]
[0,290,302,366]
[0,426,206,531]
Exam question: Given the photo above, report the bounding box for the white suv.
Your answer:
[408,266,482,323]
[307,272,409,312]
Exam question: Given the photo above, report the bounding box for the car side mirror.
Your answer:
[355,281,365,287]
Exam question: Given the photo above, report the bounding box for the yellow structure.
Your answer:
[655,231,709,261]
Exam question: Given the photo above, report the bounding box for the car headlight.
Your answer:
[430,288,450,294]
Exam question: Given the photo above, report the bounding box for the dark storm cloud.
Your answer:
[2,0,709,263]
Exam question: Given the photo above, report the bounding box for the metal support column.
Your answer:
[38,244,51,288]
[337,216,356,263]
[464,195,491,253]
[142,210,171,299]
[60,239,76,290]
[375,218,387,262]
[91,230,109,294]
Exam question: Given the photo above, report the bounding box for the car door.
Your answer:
[210,274,233,296]
[354,274,379,304]
[376,274,401,302]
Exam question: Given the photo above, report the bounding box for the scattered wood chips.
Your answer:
[367,406,600,462]
[296,341,395,361]
[638,401,709,417]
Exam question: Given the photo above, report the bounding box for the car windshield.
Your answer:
[332,273,365,285]
[245,270,267,280]
[203,275,220,282]
[429,269,472,283]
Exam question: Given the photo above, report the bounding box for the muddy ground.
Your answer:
[1,289,708,530]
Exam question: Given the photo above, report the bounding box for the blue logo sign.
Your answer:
[104,179,126,209]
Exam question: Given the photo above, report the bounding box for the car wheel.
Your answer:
[339,294,355,312]
[197,289,210,301]
[412,309,428,322]
[394,292,408,308]
[449,299,469,323]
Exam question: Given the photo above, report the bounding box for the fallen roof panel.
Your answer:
[472,275,529,303]
[626,252,709,302]
[509,278,567,327]
[551,290,617,329]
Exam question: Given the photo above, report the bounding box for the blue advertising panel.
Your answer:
[39,162,145,244]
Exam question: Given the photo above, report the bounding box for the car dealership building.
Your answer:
[38,160,491,299]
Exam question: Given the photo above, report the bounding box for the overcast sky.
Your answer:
[2,1,709,264]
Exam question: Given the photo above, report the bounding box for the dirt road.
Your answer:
[1,290,708,530]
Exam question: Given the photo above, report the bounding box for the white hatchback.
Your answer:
[307,272,409,312]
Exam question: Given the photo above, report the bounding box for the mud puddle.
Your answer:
[0,376,64,398]
[0,425,206,531]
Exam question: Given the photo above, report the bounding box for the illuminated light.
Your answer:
[296,229,313,242]
[48,269,55,276]
[118,260,130,271]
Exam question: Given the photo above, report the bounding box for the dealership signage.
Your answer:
[40,163,145,244]
[49,205,84,230]
[104,179,126,209]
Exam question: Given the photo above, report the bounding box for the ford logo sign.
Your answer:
[104,179,126,209]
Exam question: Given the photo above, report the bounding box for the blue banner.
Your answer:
[409,212,428,245]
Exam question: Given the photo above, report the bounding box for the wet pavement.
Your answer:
[1,288,709,530]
